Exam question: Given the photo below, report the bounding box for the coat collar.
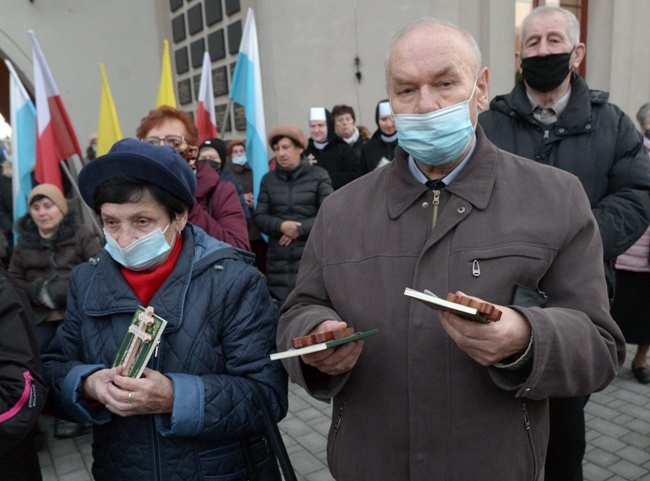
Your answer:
[275,156,311,181]
[502,73,595,131]
[82,225,237,331]
[386,125,498,219]
[16,211,79,249]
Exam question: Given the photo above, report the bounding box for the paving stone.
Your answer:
[608,459,648,479]
[48,438,79,457]
[616,444,650,465]
[589,434,627,454]
[288,449,328,476]
[303,467,335,481]
[583,461,616,481]
[588,419,631,440]
[622,417,650,436]
[584,447,620,468]
[53,452,86,476]
[289,396,311,412]
[58,470,93,481]
[294,406,329,423]
[40,465,58,481]
[281,416,315,438]
[295,431,328,454]
[586,401,622,421]
[620,430,650,450]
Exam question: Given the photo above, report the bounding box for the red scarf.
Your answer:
[121,234,184,305]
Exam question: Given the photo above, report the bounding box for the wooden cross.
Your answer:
[307,153,317,165]
[120,306,155,377]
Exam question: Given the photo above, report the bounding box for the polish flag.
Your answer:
[29,31,82,191]
[196,51,217,144]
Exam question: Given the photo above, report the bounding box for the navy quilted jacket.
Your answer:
[42,225,288,480]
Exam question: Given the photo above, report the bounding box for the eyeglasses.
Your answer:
[141,135,186,149]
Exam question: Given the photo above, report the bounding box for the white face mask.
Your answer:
[104,224,173,271]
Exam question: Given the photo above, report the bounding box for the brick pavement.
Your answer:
[38,344,650,481]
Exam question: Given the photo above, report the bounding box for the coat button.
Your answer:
[457,207,466,213]
[422,202,429,208]
[585,124,591,130]
[558,128,565,134]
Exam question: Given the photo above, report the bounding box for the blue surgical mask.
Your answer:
[104,224,173,271]
[392,81,477,166]
[231,155,247,166]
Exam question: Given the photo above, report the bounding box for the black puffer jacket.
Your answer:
[479,73,650,298]
[254,158,333,303]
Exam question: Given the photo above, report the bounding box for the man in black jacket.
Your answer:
[478,6,650,481]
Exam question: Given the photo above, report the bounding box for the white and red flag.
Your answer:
[196,51,217,144]
[29,30,82,191]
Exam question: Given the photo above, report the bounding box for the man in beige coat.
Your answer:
[277,18,625,480]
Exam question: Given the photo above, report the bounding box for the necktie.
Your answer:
[426,179,446,191]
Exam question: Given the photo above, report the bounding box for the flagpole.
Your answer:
[59,157,104,241]
[220,99,232,138]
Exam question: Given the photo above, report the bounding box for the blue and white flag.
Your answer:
[5,60,36,241]
[230,8,268,205]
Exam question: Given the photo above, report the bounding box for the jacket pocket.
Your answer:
[460,244,553,295]
[0,370,35,425]
[198,436,273,480]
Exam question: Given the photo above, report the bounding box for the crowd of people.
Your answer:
[1,5,650,481]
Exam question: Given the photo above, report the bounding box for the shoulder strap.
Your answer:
[246,379,298,481]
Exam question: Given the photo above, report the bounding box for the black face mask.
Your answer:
[520,50,573,93]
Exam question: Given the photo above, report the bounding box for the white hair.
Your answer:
[520,6,580,49]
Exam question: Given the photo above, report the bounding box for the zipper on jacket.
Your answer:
[472,260,480,277]
[522,401,530,430]
[521,401,538,478]
[432,190,441,228]
[333,400,347,433]
[543,130,550,140]
[329,399,347,476]
[0,371,34,423]
[29,380,36,408]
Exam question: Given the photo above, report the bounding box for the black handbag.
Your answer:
[241,379,298,481]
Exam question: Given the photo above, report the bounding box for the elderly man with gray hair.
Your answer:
[479,6,650,481]
[278,15,626,481]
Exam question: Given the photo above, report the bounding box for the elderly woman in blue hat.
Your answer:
[41,138,287,481]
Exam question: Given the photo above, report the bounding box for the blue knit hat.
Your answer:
[78,138,196,209]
